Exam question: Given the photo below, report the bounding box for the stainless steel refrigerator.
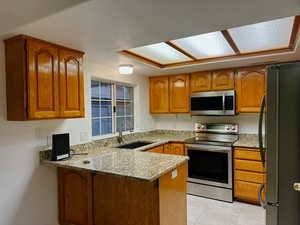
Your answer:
[258,62,300,225]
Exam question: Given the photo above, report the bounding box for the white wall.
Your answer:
[153,113,260,134]
[0,40,154,225]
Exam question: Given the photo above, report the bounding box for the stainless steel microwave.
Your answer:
[190,90,236,116]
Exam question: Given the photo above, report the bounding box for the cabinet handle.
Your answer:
[258,183,266,208]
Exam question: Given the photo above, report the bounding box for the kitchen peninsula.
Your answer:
[42,131,190,225]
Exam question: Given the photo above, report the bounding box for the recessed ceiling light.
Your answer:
[118,64,134,75]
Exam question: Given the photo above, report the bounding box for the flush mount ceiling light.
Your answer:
[118,64,134,75]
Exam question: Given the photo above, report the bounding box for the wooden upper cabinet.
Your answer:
[27,39,60,119]
[190,72,212,92]
[236,67,266,113]
[59,49,84,118]
[212,69,235,90]
[4,35,85,120]
[150,76,169,113]
[169,74,190,113]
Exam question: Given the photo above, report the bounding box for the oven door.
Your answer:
[190,90,235,116]
[186,144,232,188]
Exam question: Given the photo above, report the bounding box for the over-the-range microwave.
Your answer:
[190,90,236,116]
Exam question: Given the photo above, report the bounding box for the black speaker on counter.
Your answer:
[51,133,70,161]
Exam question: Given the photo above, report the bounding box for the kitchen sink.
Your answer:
[116,141,153,149]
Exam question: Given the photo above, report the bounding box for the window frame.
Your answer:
[91,78,135,140]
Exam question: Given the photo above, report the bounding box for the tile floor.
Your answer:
[187,195,266,225]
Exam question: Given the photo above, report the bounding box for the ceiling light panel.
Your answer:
[129,42,192,64]
[171,31,235,58]
[228,16,294,53]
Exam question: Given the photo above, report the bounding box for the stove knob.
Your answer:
[231,127,236,131]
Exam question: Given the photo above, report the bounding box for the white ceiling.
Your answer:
[0,0,89,34]
[2,0,300,76]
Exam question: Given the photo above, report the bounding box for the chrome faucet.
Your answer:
[117,129,123,144]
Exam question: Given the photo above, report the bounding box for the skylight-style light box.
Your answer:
[128,42,192,64]
[228,17,294,52]
[171,31,235,58]
[120,16,300,68]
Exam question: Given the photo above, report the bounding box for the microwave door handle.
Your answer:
[258,95,266,167]
[222,94,225,112]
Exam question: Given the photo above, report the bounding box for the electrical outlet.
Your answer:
[80,131,89,142]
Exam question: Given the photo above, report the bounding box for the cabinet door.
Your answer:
[164,143,185,155]
[169,74,190,113]
[59,49,84,118]
[190,72,212,92]
[58,168,93,225]
[150,76,169,113]
[236,67,266,112]
[212,69,235,90]
[147,145,164,153]
[27,40,60,119]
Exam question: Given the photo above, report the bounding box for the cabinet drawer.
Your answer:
[235,159,266,173]
[234,180,265,204]
[235,147,259,152]
[235,150,262,161]
[235,170,266,184]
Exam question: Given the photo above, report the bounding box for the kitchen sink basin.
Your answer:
[116,141,153,149]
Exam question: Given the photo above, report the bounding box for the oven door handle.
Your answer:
[185,144,231,153]
[222,94,226,113]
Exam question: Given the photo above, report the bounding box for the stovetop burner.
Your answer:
[185,132,239,147]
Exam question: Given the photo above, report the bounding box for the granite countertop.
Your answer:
[41,130,263,181]
[42,130,193,182]
[233,134,260,148]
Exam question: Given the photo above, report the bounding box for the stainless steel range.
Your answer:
[185,123,238,202]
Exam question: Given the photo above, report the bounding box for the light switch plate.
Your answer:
[171,169,178,179]
[47,135,52,147]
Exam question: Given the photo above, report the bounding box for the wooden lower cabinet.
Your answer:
[147,143,185,155]
[164,143,185,155]
[58,163,187,225]
[235,180,265,204]
[58,168,93,225]
[234,147,267,204]
[147,145,164,153]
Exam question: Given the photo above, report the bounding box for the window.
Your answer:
[91,80,134,137]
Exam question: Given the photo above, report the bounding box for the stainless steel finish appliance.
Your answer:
[190,90,236,116]
[185,123,238,202]
[258,63,300,225]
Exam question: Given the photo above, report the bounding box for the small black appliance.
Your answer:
[51,133,70,161]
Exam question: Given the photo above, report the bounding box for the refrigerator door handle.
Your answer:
[258,183,267,209]
[258,95,266,166]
